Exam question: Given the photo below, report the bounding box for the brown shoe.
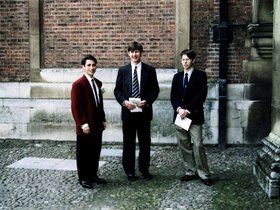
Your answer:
[180,175,197,182]
[200,178,212,186]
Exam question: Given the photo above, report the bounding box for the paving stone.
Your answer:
[7,157,106,171]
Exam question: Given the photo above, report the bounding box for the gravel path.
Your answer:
[0,140,279,210]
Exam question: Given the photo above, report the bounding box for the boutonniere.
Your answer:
[100,87,105,94]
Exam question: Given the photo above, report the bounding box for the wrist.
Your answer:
[177,107,182,113]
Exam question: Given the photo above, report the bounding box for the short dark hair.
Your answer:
[127,41,143,52]
[81,54,98,66]
[180,49,196,60]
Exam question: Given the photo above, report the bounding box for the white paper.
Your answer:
[174,114,192,131]
[129,98,142,112]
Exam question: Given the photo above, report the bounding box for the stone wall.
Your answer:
[0,68,270,145]
[0,0,271,145]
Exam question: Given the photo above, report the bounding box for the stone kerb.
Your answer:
[0,68,178,144]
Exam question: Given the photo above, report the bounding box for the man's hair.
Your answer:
[180,49,196,60]
[81,54,98,66]
[127,41,143,52]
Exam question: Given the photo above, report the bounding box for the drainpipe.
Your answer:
[213,0,232,148]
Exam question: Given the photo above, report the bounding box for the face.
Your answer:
[128,50,142,64]
[181,54,195,70]
[83,59,97,77]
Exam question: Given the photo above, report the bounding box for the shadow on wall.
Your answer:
[245,101,271,144]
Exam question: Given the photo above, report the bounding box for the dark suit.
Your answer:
[71,75,106,182]
[114,62,159,175]
[170,69,207,124]
[170,68,210,179]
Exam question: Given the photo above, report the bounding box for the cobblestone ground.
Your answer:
[0,140,280,210]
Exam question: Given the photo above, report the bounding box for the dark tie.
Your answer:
[91,79,99,107]
[132,66,140,98]
[183,73,188,89]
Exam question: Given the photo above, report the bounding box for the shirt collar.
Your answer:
[131,62,142,70]
[84,73,94,82]
[184,67,194,76]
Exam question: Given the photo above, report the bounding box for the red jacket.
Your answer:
[71,75,106,136]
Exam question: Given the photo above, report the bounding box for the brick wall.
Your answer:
[0,0,30,82]
[1,0,252,83]
[43,0,176,69]
[191,0,251,84]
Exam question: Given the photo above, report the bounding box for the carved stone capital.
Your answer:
[247,23,273,59]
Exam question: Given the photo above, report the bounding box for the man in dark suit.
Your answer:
[114,42,160,181]
[71,54,106,189]
[170,49,212,186]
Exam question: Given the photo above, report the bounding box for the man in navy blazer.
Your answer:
[71,54,106,189]
[114,42,160,181]
[170,49,212,186]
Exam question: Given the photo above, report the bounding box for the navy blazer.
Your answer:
[170,68,208,124]
[71,75,106,135]
[114,62,160,121]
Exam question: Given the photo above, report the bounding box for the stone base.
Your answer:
[253,133,280,198]
[253,163,280,198]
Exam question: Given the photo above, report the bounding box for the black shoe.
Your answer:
[127,174,138,181]
[142,173,153,180]
[79,180,93,189]
[92,176,107,184]
[180,175,197,182]
[200,178,212,186]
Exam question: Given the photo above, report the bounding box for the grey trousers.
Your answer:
[176,124,210,179]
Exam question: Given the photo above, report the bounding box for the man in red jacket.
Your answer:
[71,54,106,189]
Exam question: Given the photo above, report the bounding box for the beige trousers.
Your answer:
[176,124,210,179]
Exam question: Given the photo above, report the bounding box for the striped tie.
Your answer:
[132,66,140,98]
[91,79,99,107]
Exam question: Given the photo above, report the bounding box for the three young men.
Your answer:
[71,46,211,188]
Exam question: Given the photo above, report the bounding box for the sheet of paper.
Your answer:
[174,114,192,131]
[129,98,142,112]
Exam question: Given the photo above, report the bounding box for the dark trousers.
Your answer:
[122,113,151,175]
[76,132,102,181]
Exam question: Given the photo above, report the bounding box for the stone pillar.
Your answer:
[175,0,190,69]
[29,0,41,82]
[253,0,280,198]
[242,0,273,143]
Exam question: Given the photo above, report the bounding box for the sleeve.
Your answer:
[114,68,126,106]
[71,82,87,127]
[170,74,181,111]
[143,67,160,106]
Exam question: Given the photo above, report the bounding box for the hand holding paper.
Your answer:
[174,114,192,131]
[129,98,142,112]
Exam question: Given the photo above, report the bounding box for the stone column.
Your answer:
[29,0,41,82]
[175,0,190,69]
[253,0,280,198]
[242,0,273,143]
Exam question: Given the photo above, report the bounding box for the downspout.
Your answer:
[213,0,231,148]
